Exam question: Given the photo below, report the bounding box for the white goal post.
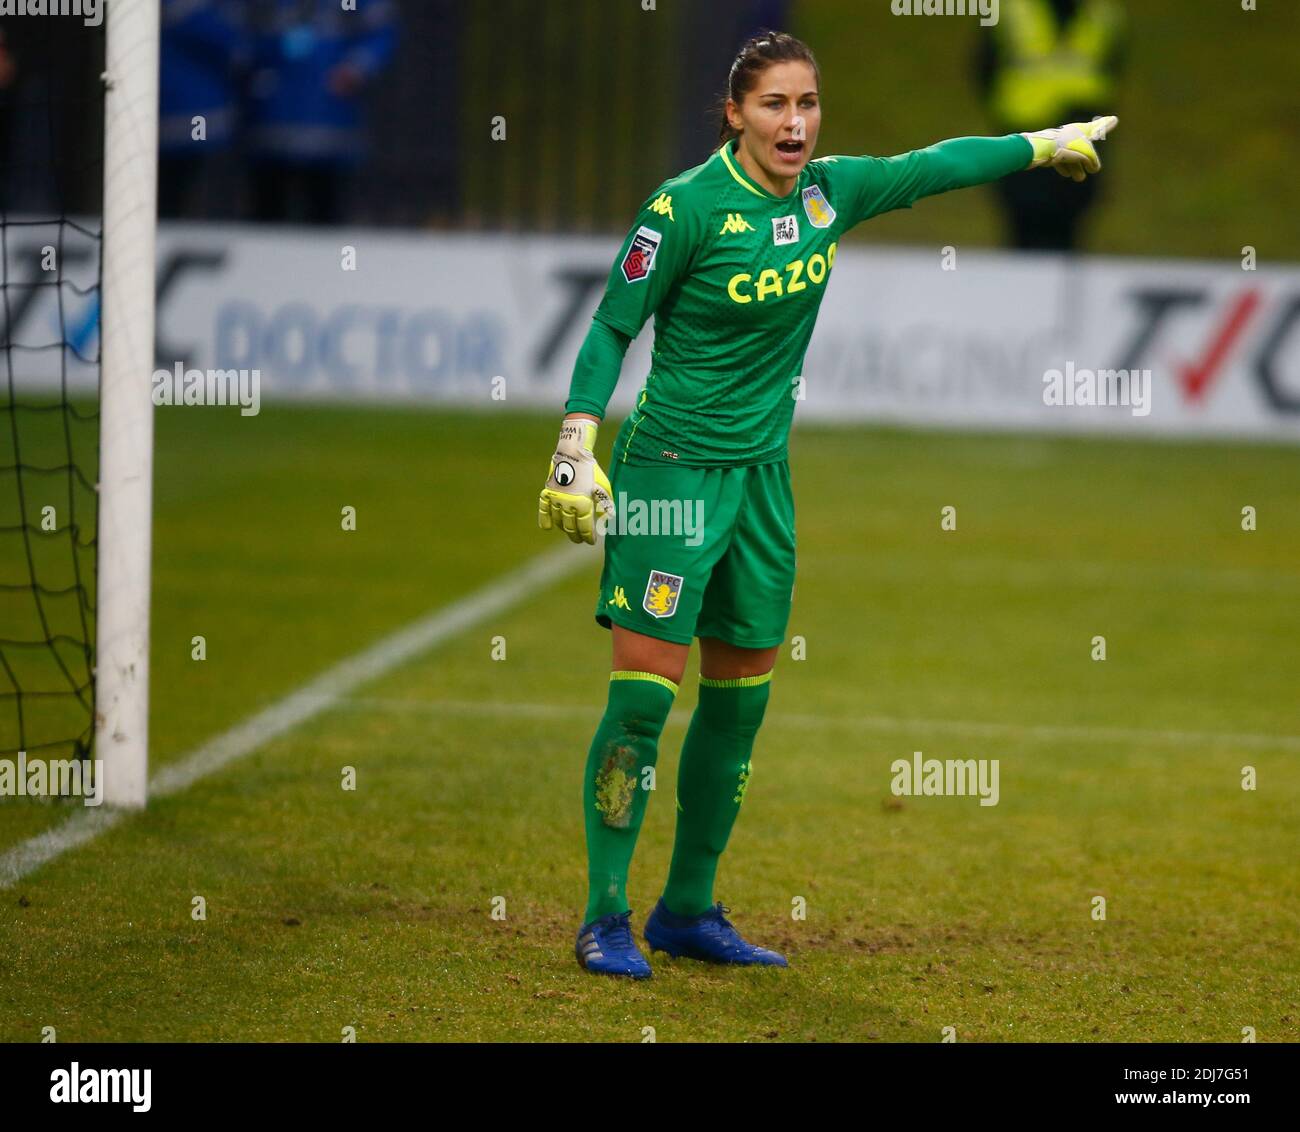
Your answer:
[95,0,159,808]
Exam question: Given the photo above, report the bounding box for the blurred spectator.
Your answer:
[977,0,1126,251]
[247,0,398,226]
[159,0,250,220]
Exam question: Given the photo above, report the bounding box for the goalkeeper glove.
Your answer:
[1022,115,1119,182]
[538,417,615,545]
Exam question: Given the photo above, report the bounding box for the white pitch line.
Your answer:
[0,545,591,888]
[340,696,1300,752]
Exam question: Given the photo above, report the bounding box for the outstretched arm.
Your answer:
[825,116,1118,224]
[867,134,1033,215]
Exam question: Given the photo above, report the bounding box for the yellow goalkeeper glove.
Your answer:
[537,418,615,545]
[1022,115,1119,182]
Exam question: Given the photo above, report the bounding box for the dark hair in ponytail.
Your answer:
[717,31,821,146]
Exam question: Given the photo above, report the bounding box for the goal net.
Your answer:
[1,1,157,808]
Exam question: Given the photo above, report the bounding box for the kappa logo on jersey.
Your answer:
[643,570,683,619]
[772,215,800,246]
[719,213,755,235]
[621,226,662,284]
[607,585,631,611]
[802,185,836,229]
[650,193,675,221]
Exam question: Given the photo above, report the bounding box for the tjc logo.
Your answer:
[1116,288,1299,411]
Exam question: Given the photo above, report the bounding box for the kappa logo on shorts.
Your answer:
[643,570,683,619]
[621,226,662,283]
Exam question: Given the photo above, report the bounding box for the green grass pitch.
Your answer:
[2,404,1298,1042]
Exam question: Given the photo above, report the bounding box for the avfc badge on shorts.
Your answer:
[621,226,662,284]
[802,185,836,229]
[643,569,683,619]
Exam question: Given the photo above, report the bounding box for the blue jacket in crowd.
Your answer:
[247,0,398,167]
[160,0,250,154]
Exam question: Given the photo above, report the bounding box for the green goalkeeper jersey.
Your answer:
[574,133,1032,467]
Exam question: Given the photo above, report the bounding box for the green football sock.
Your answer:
[582,670,678,924]
[662,672,772,918]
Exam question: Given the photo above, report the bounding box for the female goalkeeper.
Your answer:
[538,31,1116,979]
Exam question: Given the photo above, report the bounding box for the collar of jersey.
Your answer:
[719,138,803,202]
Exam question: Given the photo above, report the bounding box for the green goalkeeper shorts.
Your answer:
[594,458,796,648]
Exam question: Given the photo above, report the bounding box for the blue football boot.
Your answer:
[575,910,652,979]
[643,899,788,967]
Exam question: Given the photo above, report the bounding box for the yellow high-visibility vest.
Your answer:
[990,0,1124,128]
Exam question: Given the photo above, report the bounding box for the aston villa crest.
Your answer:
[642,570,683,619]
[802,185,836,229]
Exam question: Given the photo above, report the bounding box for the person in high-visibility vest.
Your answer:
[977,0,1125,250]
